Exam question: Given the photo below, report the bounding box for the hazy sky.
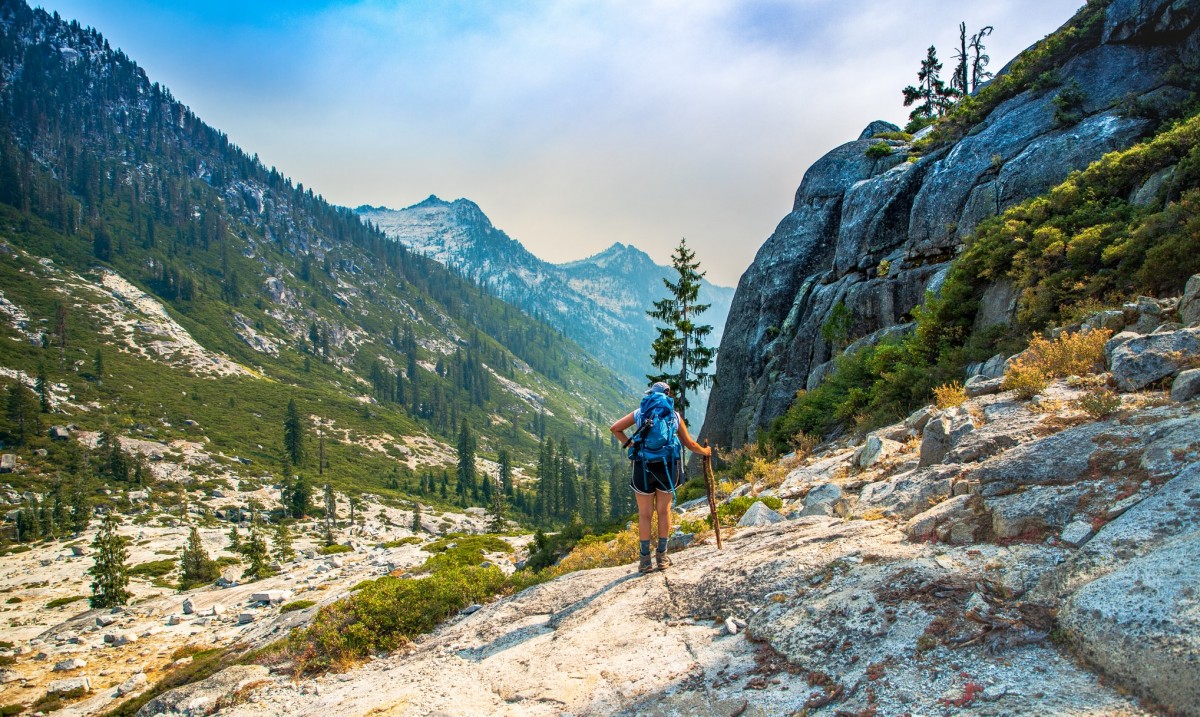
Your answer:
[36,0,1084,286]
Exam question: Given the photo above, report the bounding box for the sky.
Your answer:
[35,0,1085,286]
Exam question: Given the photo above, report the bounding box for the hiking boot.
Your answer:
[638,553,654,573]
[656,550,671,571]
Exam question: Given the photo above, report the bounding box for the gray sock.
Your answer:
[640,540,651,556]
[658,537,668,553]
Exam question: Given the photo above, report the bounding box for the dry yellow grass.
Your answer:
[1002,328,1112,399]
[933,382,968,409]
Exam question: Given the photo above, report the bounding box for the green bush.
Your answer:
[865,142,894,158]
[45,595,88,609]
[128,559,176,579]
[279,599,316,613]
[289,565,506,673]
[718,496,783,525]
[317,544,353,555]
[379,537,421,548]
[1,703,25,717]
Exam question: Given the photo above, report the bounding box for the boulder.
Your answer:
[1109,328,1200,391]
[737,501,786,527]
[1170,368,1200,402]
[250,590,293,605]
[49,425,70,440]
[919,410,975,467]
[105,631,138,647]
[905,406,933,434]
[857,467,956,520]
[903,495,977,542]
[237,613,255,625]
[47,676,91,694]
[986,485,1081,540]
[181,598,194,615]
[116,672,148,696]
[133,665,268,717]
[53,657,87,671]
[857,120,901,140]
[966,353,1007,379]
[964,375,1005,398]
[1060,520,1094,548]
[798,483,842,517]
[1059,532,1200,716]
[1179,274,1200,326]
[855,433,902,469]
[0,454,14,473]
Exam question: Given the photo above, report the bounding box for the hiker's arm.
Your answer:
[610,412,636,446]
[677,420,711,457]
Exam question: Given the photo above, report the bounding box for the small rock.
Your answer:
[461,604,482,615]
[53,658,86,671]
[1170,369,1200,402]
[724,617,739,635]
[0,670,20,683]
[209,603,225,616]
[95,614,115,627]
[237,613,255,625]
[167,615,183,626]
[1061,520,1095,547]
[115,672,147,696]
[1179,274,1200,326]
[737,501,786,527]
[47,676,91,694]
[71,545,88,557]
[181,598,195,615]
[105,631,138,647]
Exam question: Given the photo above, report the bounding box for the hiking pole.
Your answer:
[702,440,722,550]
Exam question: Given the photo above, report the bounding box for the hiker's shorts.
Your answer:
[630,457,683,496]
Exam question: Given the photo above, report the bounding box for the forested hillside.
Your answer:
[0,0,633,529]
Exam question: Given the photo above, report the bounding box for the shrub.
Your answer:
[1002,363,1051,399]
[872,131,913,142]
[865,142,893,158]
[45,595,87,609]
[289,565,506,673]
[280,599,316,613]
[933,382,968,409]
[128,559,176,579]
[317,544,352,555]
[1076,387,1122,418]
[1053,79,1088,125]
[718,496,783,526]
[1012,329,1111,379]
[379,537,421,548]
[1,703,25,717]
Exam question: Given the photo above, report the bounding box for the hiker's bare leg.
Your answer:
[636,492,655,542]
[656,492,671,539]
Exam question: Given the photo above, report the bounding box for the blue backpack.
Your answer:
[628,392,681,464]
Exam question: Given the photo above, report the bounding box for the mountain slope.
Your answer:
[357,199,735,419]
[0,1,629,523]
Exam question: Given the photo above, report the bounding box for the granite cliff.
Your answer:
[704,0,1200,448]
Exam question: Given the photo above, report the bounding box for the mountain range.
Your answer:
[356,198,735,421]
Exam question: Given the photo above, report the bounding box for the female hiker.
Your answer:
[609,381,711,573]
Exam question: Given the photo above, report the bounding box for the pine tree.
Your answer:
[179,526,218,590]
[34,363,51,413]
[92,349,104,383]
[5,380,40,446]
[227,525,242,553]
[456,421,476,502]
[283,399,304,465]
[290,474,310,519]
[89,514,131,608]
[68,478,91,536]
[902,45,956,124]
[322,482,336,546]
[241,521,271,580]
[951,22,970,97]
[647,238,715,425]
[273,522,295,562]
[498,450,513,497]
[411,501,422,532]
[969,26,994,93]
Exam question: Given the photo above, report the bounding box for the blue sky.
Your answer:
[36,0,1085,286]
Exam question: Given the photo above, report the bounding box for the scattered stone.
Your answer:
[47,676,91,694]
[1171,368,1200,402]
[116,672,147,696]
[237,613,255,625]
[106,631,138,647]
[49,425,70,441]
[737,501,786,527]
[53,657,86,671]
[182,598,194,615]
[855,433,902,468]
[167,615,183,626]
[250,590,293,605]
[95,614,115,627]
[1061,520,1094,548]
[1105,493,1147,521]
[328,557,345,569]
[724,617,739,635]
[904,495,976,542]
[209,603,225,616]
[799,483,842,517]
[1179,274,1200,326]
[461,604,482,615]
[1110,328,1200,391]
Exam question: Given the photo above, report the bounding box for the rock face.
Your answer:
[702,1,1200,448]
[135,665,268,717]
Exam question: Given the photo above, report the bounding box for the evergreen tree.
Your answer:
[283,399,304,465]
[241,520,271,580]
[5,380,39,446]
[179,526,218,590]
[290,474,311,519]
[902,45,956,124]
[92,349,104,383]
[34,363,51,413]
[951,22,970,97]
[456,420,476,502]
[227,525,242,553]
[969,26,994,92]
[322,482,336,546]
[68,478,92,536]
[498,450,513,498]
[273,522,295,562]
[411,501,422,532]
[646,238,714,425]
[89,513,131,608]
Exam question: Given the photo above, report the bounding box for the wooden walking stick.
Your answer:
[702,440,723,550]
